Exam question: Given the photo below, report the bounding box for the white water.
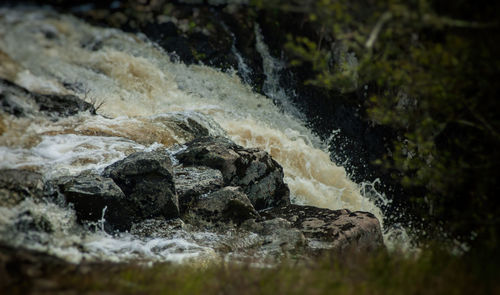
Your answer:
[0,7,407,263]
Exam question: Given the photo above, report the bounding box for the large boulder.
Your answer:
[261,204,384,254]
[102,150,180,220]
[174,165,224,213]
[176,136,290,210]
[185,186,259,224]
[54,173,134,231]
[0,169,45,208]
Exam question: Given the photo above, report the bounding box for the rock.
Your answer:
[54,173,134,231]
[0,78,95,118]
[33,93,95,117]
[261,204,384,253]
[14,210,53,233]
[151,112,226,143]
[0,169,45,208]
[242,218,306,255]
[176,136,290,210]
[130,218,187,238]
[186,186,259,224]
[102,150,180,220]
[174,165,224,213]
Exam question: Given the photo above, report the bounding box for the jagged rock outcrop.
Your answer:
[102,150,180,220]
[54,150,181,231]
[176,136,290,210]
[1,139,383,261]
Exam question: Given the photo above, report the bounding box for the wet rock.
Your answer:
[103,150,180,220]
[152,111,226,143]
[14,210,53,233]
[54,173,134,231]
[242,218,306,255]
[0,78,95,117]
[174,165,224,213]
[176,136,290,210]
[34,93,95,117]
[130,218,187,238]
[261,204,384,253]
[186,186,259,224]
[0,169,45,208]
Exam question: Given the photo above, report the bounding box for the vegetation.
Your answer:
[4,247,498,294]
[253,0,500,250]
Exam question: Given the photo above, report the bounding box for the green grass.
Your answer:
[4,247,499,295]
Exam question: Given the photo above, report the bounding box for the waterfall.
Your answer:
[0,6,406,263]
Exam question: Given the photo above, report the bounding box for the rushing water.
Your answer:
[0,6,407,263]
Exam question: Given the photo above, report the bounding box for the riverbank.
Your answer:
[2,244,497,295]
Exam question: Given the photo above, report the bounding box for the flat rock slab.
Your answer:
[261,204,384,253]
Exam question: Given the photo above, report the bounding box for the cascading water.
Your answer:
[0,6,408,263]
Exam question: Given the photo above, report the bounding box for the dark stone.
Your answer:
[0,78,95,117]
[261,204,384,253]
[159,36,194,63]
[102,150,180,220]
[174,165,224,214]
[33,93,95,117]
[55,173,134,231]
[176,136,290,210]
[186,186,259,224]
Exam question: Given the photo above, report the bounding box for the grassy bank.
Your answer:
[4,247,498,295]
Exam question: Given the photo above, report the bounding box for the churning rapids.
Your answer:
[0,6,408,264]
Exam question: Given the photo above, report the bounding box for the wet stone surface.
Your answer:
[0,169,45,208]
[176,136,290,210]
[102,150,180,221]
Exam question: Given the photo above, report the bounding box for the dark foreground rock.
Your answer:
[103,150,180,220]
[0,78,95,117]
[54,173,135,231]
[52,150,181,231]
[176,136,290,210]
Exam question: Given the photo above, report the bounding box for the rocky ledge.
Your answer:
[1,134,384,260]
